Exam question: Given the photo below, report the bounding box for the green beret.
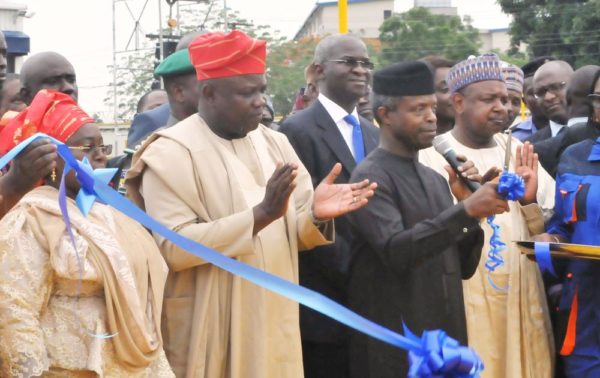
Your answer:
[154,49,195,77]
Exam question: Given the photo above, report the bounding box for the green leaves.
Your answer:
[378,7,481,65]
[498,0,598,67]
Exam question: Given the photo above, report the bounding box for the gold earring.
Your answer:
[51,168,56,182]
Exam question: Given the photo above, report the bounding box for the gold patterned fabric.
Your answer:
[420,132,555,378]
[0,186,174,377]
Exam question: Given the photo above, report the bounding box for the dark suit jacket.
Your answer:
[534,121,600,177]
[525,124,552,144]
[127,103,171,148]
[279,100,379,343]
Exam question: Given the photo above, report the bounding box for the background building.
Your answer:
[295,0,394,40]
[0,1,30,73]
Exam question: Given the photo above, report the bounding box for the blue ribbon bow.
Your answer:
[404,325,484,378]
[485,172,525,290]
[0,134,484,378]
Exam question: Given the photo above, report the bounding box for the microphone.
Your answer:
[433,136,481,193]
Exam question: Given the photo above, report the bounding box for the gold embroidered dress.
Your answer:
[0,186,174,378]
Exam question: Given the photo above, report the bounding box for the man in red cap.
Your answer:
[127,30,376,378]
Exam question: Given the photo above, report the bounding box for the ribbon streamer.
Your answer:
[0,134,484,377]
[534,242,557,277]
[484,172,525,290]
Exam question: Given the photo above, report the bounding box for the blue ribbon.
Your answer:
[534,242,557,277]
[484,172,525,290]
[0,134,484,377]
[404,325,484,378]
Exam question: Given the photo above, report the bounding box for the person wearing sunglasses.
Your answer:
[0,90,174,377]
[279,33,379,378]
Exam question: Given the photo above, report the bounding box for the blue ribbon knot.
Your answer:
[404,326,483,378]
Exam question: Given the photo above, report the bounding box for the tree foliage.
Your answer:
[266,37,319,116]
[498,0,600,67]
[104,0,303,121]
[378,7,481,65]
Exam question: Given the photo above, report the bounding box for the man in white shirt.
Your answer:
[279,33,379,378]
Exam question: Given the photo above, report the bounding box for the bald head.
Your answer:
[314,34,366,64]
[176,30,210,51]
[533,60,573,124]
[313,34,371,111]
[20,52,77,104]
[567,65,600,118]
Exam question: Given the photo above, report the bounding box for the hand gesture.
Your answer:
[253,162,298,234]
[5,139,57,193]
[444,155,500,201]
[260,162,298,220]
[515,142,538,205]
[313,163,377,220]
[462,182,510,219]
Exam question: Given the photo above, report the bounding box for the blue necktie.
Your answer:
[344,114,365,163]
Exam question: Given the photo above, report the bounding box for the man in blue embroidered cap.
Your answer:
[346,60,507,378]
[420,53,556,378]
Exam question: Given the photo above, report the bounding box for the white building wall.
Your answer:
[297,0,394,39]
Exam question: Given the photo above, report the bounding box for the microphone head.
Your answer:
[432,135,452,155]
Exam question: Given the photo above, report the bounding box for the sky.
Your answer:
[19,0,511,121]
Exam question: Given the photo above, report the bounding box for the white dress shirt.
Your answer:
[318,93,360,158]
[549,120,566,137]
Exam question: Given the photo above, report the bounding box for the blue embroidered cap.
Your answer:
[447,53,504,94]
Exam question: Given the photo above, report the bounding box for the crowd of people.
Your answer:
[0,23,597,378]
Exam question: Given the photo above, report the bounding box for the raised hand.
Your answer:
[515,141,538,205]
[0,139,58,218]
[253,162,298,234]
[312,163,377,220]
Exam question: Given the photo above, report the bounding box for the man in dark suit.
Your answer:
[279,34,378,378]
[525,60,573,144]
[534,65,600,176]
[126,102,170,148]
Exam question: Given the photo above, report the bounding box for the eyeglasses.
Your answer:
[534,81,567,99]
[588,94,600,109]
[328,58,375,70]
[69,144,113,156]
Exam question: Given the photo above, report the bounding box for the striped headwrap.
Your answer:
[0,89,93,153]
[501,62,524,94]
[447,53,504,94]
[188,30,266,81]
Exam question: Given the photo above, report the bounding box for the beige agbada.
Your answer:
[419,131,555,378]
[127,114,333,378]
[0,186,173,377]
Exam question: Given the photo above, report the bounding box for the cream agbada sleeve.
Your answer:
[139,138,257,273]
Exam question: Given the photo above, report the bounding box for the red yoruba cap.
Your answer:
[188,30,267,81]
[0,89,94,153]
